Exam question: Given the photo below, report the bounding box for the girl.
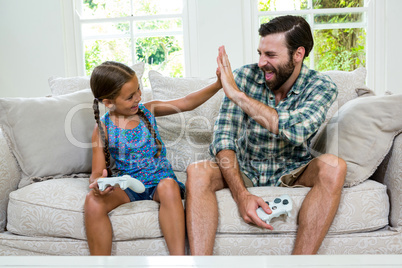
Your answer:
[84,61,221,255]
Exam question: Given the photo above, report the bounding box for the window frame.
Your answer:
[248,0,369,70]
[61,0,386,93]
[243,0,385,92]
[68,0,191,77]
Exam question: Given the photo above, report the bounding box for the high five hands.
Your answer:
[216,46,242,102]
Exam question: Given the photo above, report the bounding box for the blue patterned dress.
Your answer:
[100,104,184,191]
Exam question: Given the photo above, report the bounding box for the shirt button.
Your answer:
[269,97,274,100]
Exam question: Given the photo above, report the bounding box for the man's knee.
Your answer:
[316,154,346,190]
[186,160,222,193]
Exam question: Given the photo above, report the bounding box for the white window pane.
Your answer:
[314,12,365,24]
[82,22,130,38]
[81,0,131,19]
[135,18,182,33]
[258,0,308,11]
[132,0,183,15]
[259,14,308,25]
[313,28,366,72]
[136,35,184,85]
[313,0,364,9]
[84,38,132,76]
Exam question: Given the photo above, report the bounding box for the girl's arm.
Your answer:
[144,76,222,117]
[89,124,112,194]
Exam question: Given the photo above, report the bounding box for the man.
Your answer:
[185,15,347,255]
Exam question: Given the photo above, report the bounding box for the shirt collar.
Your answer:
[256,65,266,85]
[289,64,309,95]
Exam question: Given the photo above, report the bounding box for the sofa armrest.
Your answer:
[371,132,402,228]
[0,128,21,231]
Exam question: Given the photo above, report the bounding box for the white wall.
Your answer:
[0,0,66,98]
[187,0,246,78]
[385,0,402,95]
[0,0,401,98]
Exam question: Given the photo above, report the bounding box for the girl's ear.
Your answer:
[102,99,115,110]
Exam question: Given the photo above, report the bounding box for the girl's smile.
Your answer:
[107,76,142,118]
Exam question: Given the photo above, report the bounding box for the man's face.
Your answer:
[257,33,295,91]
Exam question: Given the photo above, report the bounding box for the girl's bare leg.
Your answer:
[153,178,185,255]
[84,188,130,255]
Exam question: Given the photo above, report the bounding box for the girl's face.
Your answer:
[108,75,141,117]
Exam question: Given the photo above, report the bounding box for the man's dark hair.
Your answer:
[258,15,314,58]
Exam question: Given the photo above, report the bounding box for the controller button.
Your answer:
[274,198,281,203]
[272,206,277,210]
[283,199,289,205]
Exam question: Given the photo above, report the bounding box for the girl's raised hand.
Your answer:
[216,67,222,89]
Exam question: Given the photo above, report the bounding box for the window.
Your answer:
[74,0,186,84]
[255,0,368,72]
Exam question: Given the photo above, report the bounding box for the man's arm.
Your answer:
[229,91,279,135]
[217,46,337,146]
[216,149,273,230]
[217,46,279,135]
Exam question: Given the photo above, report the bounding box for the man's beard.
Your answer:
[264,58,295,91]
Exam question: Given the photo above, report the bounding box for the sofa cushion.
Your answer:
[6,178,388,239]
[216,180,389,235]
[149,70,224,171]
[0,129,20,231]
[7,178,163,241]
[0,89,103,188]
[48,62,145,96]
[6,171,187,241]
[311,94,402,187]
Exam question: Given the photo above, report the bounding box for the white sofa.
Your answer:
[0,64,401,255]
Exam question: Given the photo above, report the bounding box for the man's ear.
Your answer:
[293,46,305,63]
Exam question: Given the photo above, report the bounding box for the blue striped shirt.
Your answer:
[209,64,337,186]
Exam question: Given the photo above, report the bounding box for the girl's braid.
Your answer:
[137,108,162,158]
[93,98,113,176]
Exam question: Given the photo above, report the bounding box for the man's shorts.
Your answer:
[241,160,312,188]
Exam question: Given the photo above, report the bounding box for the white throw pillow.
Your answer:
[311,94,402,187]
[48,62,145,96]
[322,67,367,124]
[148,70,224,171]
[311,67,368,148]
[0,89,105,188]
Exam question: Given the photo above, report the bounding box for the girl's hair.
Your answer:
[90,61,162,176]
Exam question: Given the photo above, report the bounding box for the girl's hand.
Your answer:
[216,67,222,89]
[89,169,114,196]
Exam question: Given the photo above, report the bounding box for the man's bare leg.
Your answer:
[292,154,347,254]
[185,160,227,255]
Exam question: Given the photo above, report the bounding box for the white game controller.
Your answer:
[97,175,145,193]
[256,194,293,224]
